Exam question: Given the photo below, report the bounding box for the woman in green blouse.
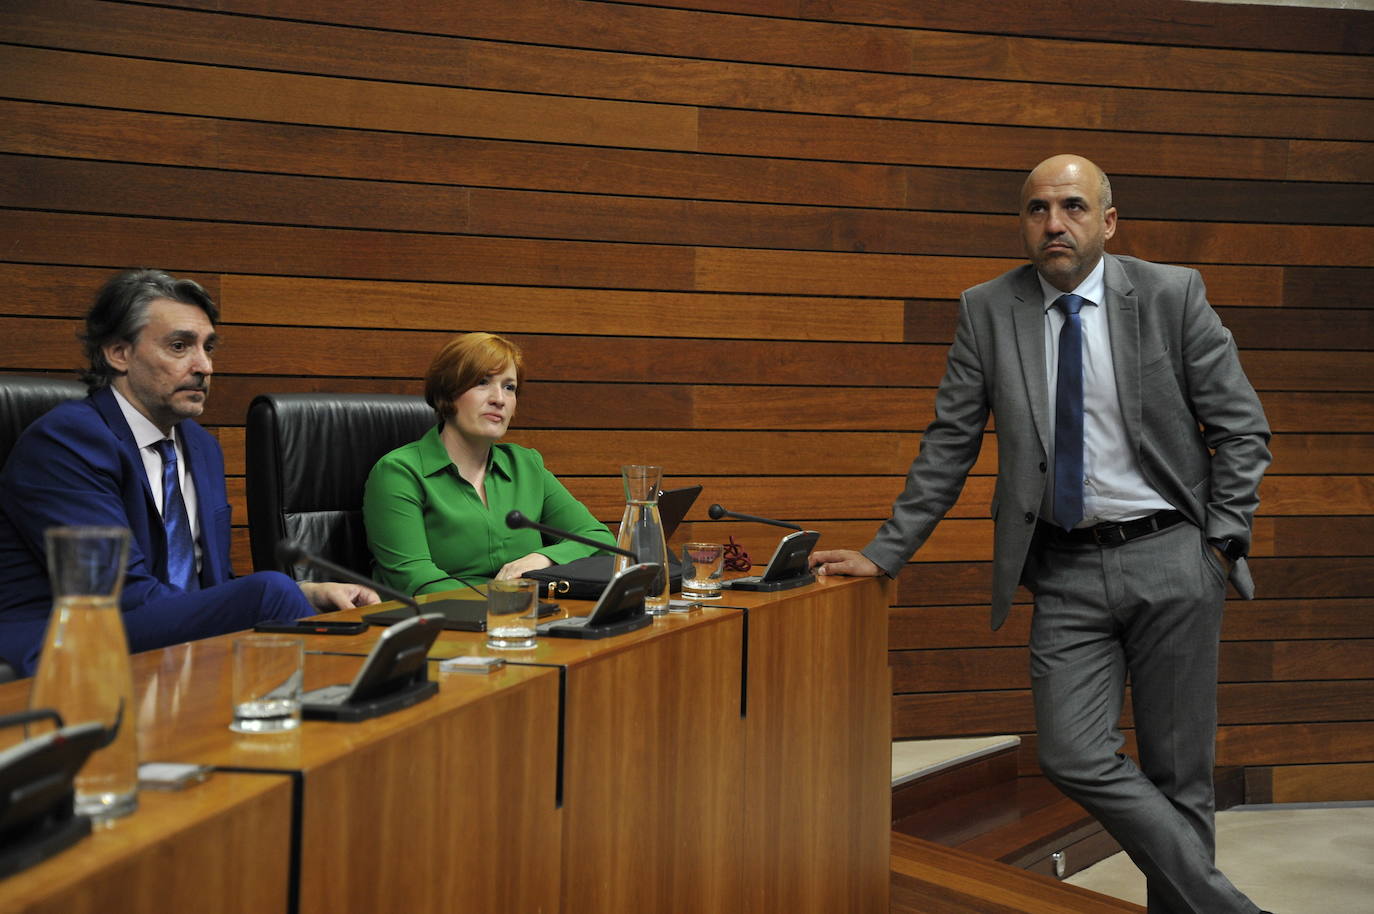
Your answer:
[363,332,615,595]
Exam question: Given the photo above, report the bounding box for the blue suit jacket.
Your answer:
[0,386,234,668]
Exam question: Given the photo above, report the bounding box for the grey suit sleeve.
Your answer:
[1178,271,1272,596]
[1178,271,1272,541]
[862,296,990,577]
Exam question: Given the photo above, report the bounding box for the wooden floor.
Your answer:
[890,832,1145,914]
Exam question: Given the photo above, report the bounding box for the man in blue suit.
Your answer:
[0,269,376,674]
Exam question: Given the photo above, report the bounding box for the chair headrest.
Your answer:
[0,376,88,471]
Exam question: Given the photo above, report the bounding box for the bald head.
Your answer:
[1022,155,1112,212]
[1019,154,1117,292]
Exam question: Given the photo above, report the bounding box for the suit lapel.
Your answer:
[91,386,172,582]
[1103,255,1143,454]
[90,387,159,512]
[1009,268,1051,457]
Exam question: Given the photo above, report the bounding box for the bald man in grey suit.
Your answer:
[811,155,1273,914]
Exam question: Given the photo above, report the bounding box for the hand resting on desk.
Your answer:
[809,549,881,578]
[299,581,380,611]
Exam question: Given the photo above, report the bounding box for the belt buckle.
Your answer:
[1092,524,1127,547]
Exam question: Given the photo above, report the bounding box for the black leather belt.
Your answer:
[1039,509,1186,548]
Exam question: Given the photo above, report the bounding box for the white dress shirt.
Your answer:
[1039,258,1172,526]
[111,387,203,568]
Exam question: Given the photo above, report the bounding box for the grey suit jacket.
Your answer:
[863,254,1272,630]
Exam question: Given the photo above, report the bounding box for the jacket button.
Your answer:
[1024,512,1034,523]
[1039,461,1047,472]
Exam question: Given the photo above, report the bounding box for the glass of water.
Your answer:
[681,542,725,599]
[487,578,538,650]
[230,635,303,733]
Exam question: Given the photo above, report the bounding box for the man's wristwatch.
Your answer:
[1208,537,1246,563]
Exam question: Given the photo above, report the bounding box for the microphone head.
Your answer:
[707,503,726,520]
[505,510,528,530]
[275,539,305,567]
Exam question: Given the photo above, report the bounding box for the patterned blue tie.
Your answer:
[1052,294,1087,531]
[152,438,199,591]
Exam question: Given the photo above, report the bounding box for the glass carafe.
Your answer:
[614,465,670,615]
[30,526,138,823]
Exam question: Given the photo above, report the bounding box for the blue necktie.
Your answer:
[152,438,199,591]
[1052,294,1087,532]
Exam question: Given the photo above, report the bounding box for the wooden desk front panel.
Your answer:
[296,665,561,914]
[558,611,746,914]
[739,576,892,914]
[122,643,561,914]
[0,772,291,914]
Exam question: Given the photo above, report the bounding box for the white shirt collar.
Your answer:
[1037,255,1107,312]
[111,386,175,450]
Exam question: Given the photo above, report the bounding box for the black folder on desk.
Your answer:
[364,595,558,631]
[524,484,703,599]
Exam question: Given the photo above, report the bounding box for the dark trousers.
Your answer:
[1023,520,1259,914]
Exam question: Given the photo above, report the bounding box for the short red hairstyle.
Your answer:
[424,332,525,425]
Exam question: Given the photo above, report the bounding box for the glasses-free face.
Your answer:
[104,297,217,435]
[449,360,518,445]
[1020,157,1117,293]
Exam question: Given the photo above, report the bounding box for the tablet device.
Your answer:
[364,595,559,630]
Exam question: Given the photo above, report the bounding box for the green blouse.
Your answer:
[363,427,614,595]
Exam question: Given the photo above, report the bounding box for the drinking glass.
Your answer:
[487,578,538,650]
[230,635,304,733]
[681,542,725,600]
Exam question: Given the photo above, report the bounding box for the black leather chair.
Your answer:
[0,376,87,682]
[245,393,435,581]
[0,375,87,473]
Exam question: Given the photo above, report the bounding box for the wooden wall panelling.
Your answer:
[766,0,1374,54]
[893,681,1374,741]
[3,98,1368,203]
[892,599,1374,649]
[1264,763,1374,803]
[893,640,1374,695]
[152,169,1372,261]
[10,0,1369,121]
[0,0,1369,803]
[0,46,702,150]
[0,101,917,208]
[76,0,1374,69]
[0,212,700,288]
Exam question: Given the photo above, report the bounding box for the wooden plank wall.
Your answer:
[1,0,1370,797]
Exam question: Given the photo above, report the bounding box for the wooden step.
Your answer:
[895,772,1122,878]
[890,831,1146,914]
[892,736,1020,821]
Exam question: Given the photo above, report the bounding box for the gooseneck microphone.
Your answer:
[707,503,802,531]
[505,510,639,560]
[276,539,424,615]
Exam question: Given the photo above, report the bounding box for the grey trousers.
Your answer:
[1024,520,1260,914]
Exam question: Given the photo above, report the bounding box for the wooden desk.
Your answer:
[0,642,562,914]
[731,575,892,914]
[1,574,888,914]
[383,575,890,914]
[131,642,562,914]
[0,772,291,914]
[415,606,748,914]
